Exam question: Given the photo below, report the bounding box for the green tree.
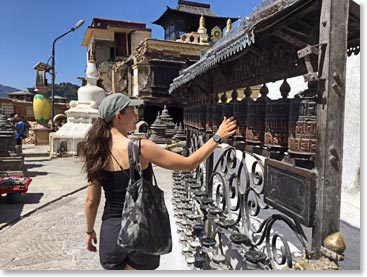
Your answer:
[28,82,79,102]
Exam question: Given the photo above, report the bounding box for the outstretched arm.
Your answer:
[140,117,237,171]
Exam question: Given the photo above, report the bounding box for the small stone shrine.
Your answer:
[159,106,176,139]
[172,123,186,143]
[169,123,187,154]
[149,112,169,144]
[149,107,178,145]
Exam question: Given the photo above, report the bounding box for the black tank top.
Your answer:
[100,165,152,220]
[100,139,152,221]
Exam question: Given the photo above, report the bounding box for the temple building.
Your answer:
[81,0,237,125]
[81,18,152,94]
[153,0,238,42]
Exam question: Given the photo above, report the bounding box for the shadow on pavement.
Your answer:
[339,220,360,270]
[26,171,48,177]
[0,192,44,225]
[25,163,45,169]
[25,161,49,177]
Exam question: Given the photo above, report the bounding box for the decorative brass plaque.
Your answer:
[264,158,316,227]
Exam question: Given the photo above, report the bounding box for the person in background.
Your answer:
[79,93,237,270]
[14,114,25,144]
[14,114,24,155]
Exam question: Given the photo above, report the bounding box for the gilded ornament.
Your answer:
[323,232,346,255]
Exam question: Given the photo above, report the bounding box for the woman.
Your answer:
[80,93,237,270]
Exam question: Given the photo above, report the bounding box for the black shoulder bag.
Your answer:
[117,140,172,255]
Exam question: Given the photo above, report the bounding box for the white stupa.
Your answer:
[49,61,106,157]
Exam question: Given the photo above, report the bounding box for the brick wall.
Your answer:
[0,98,69,121]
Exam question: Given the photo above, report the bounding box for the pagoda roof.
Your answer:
[169,0,360,94]
[152,0,238,28]
[176,0,217,17]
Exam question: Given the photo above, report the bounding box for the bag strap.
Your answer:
[150,164,158,187]
[128,140,136,183]
[132,141,143,177]
[131,139,158,187]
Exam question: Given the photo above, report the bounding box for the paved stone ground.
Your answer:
[0,156,188,270]
[0,187,189,270]
[0,156,88,230]
[0,189,102,270]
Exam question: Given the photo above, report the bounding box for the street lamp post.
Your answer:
[51,19,84,131]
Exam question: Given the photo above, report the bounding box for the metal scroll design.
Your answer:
[187,128,206,187]
[187,128,204,154]
[207,146,310,269]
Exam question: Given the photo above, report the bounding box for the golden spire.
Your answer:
[198,15,207,34]
[226,18,232,33]
[200,15,205,29]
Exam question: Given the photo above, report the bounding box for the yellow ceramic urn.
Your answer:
[33,93,51,126]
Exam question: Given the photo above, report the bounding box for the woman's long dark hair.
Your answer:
[79,118,112,183]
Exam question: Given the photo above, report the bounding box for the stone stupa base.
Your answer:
[34,127,51,145]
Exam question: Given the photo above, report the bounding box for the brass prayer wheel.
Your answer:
[198,103,207,131]
[288,97,317,157]
[212,103,222,129]
[206,103,213,132]
[246,101,266,145]
[246,84,269,145]
[234,87,253,139]
[233,99,248,139]
[221,92,233,120]
[264,99,290,150]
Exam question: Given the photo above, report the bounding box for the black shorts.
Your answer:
[99,217,160,270]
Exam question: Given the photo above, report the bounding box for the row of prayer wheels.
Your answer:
[183,84,317,159]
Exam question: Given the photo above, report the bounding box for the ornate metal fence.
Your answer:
[171,86,345,270]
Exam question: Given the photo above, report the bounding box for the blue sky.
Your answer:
[0,0,263,91]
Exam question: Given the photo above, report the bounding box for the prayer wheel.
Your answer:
[205,103,213,132]
[288,96,317,158]
[198,104,207,131]
[234,87,253,139]
[212,103,222,130]
[221,92,233,120]
[264,99,290,150]
[246,84,269,145]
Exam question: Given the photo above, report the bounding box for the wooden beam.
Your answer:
[282,26,313,41]
[272,29,308,49]
[312,0,349,257]
[255,0,317,33]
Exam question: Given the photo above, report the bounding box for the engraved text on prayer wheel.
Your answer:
[264,99,290,149]
[288,97,317,157]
